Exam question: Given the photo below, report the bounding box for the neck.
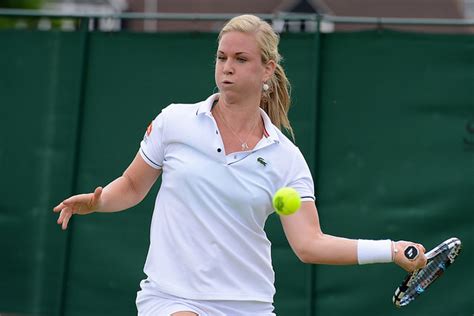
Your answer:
[216,94,261,132]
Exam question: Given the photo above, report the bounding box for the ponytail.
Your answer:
[261,63,294,140]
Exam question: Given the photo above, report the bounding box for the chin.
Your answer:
[219,90,237,101]
[221,90,247,103]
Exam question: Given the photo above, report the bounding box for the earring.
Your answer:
[263,83,269,92]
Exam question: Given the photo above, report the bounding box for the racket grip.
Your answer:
[404,246,419,260]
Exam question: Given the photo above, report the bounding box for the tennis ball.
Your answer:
[272,187,301,215]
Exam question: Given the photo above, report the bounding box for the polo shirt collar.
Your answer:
[197,93,281,144]
[258,107,280,144]
[196,93,219,116]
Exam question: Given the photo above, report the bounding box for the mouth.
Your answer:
[222,80,234,85]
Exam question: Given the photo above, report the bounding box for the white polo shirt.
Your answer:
[139,93,315,303]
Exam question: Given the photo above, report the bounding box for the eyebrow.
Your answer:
[217,51,249,55]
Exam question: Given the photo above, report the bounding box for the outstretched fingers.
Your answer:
[61,211,72,230]
[56,207,72,230]
[53,202,66,213]
[53,187,103,230]
[61,194,87,208]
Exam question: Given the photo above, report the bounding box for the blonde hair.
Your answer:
[218,14,294,140]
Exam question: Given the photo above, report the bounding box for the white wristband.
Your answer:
[357,239,393,264]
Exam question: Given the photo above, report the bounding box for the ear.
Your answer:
[263,60,276,82]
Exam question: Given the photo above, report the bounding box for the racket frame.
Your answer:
[392,237,462,307]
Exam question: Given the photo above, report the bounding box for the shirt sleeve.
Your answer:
[287,147,316,202]
[139,110,166,169]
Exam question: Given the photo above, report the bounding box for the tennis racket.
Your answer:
[392,237,462,307]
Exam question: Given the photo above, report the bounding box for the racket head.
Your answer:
[392,237,462,307]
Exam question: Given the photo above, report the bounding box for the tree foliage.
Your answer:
[0,0,44,9]
[0,0,47,29]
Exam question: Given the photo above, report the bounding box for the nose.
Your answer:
[223,59,234,75]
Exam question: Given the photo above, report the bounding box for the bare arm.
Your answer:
[98,152,161,212]
[53,152,161,229]
[280,201,427,272]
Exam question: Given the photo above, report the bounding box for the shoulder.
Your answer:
[153,95,216,142]
[272,127,300,155]
[156,101,205,130]
[275,129,295,148]
[261,123,308,170]
[273,129,310,172]
[161,94,215,120]
[259,109,299,154]
[161,102,200,119]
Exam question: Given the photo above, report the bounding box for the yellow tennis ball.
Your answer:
[272,187,301,215]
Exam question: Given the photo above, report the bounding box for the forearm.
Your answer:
[300,234,427,273]
[97,174,145,213]
[281,202,425,271]
[298,233,358,265]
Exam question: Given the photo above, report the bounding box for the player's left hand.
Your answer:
[393,240,427,272]
[53,186,103,230]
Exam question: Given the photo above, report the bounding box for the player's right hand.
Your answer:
[393,240,427,272]
[53,187,103,230]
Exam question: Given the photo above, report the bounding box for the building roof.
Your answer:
[124,0,472,33]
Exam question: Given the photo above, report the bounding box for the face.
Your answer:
[215,31,275,103]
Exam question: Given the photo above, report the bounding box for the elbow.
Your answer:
[297,253,312,264]
[291,234,325,264]
[292,243,315,264]
[122,173,147,206]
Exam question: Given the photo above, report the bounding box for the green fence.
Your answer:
[0,25,473,316]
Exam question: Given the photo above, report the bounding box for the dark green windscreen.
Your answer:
[0,29,472,316]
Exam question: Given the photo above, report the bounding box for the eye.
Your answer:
[216,56,226,61]
[237,57,247,63]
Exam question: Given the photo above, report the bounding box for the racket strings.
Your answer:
[394,238,462,307]
[400,247,451,304]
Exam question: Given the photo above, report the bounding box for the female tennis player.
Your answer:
[53,14,427,316]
